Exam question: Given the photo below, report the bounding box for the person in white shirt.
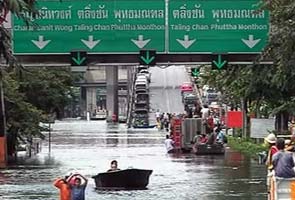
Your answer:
[201,105,209,120]
[155,110,161,123]
[164,135,175,153]
[163,113,169,120]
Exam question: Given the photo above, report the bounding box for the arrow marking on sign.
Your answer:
[213,55,227,69]
[31,35,51,49]
[72,52,86,66]
[131,35,151,49]
[81,35,100,49]
[140,51,155,65]
[176,35,196,49]
[192,68,199,77]
[241,35,261,49]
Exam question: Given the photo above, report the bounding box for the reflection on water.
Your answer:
[0,121,267,200]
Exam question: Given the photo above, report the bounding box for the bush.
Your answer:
[228,136,267,158]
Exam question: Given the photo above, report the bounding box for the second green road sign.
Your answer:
[169,0,269,53]
[13,0,269,54]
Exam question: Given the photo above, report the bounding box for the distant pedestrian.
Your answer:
[201,105,209,120]
[164,135,175,153]
[155,110,161,123]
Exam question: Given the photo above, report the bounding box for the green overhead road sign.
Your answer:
[13,0,165,54]
[212,54,228,69]
[13,0,269,55]
[169,0,269,53]
[139,50,156,65]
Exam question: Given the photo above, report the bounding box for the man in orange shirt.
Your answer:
[53,176,71,200]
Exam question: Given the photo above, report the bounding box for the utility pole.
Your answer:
[0,67,7,168]
[48,123,51,155]
[241,98,247,138]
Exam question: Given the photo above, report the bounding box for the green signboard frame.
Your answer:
[13,0,269,55]
[13,0,166,54]
[169,0,269,53]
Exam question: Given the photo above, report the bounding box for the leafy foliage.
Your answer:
[228,136,267,158]
[3,67,76,155]
[17,67,74,115]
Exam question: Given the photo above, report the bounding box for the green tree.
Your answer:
[17,67,75,118]
[3,66,76,156]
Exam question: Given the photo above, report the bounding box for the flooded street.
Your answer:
[0,120,267,200]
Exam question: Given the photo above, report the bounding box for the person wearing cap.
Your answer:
[264,133,278,197]
[265,133,278,170]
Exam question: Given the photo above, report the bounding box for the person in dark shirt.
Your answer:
[107,160,120,172]
[272,138,295,178]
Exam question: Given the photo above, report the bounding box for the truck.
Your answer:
[170,118,225,154]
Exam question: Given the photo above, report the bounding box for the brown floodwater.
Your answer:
[0,120,267,200]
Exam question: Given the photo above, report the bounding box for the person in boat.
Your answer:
[192,132,207,153]
[107,160,121,172]
[69,173,88,200]
[192,131,207,144]
[265,133,278,170]
[53,174,72,200]
[164,134,175,153]
[199,133,208,144]
[216,128,226,144]
[272,138,295,178]
[206,129,217,145]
